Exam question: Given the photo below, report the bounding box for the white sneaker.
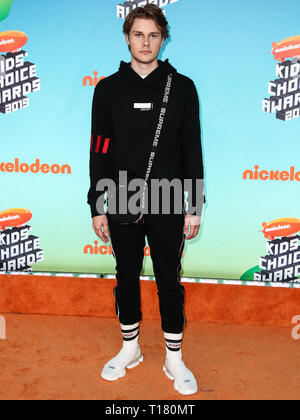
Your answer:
[101,344,143,381]
[163,356,198,395]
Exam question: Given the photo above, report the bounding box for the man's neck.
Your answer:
[130,57,159,77]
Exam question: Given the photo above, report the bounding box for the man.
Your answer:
[88,4,205,396]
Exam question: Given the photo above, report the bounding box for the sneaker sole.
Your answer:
[127,354,144,369]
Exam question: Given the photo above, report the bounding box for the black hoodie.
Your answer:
[88,59,205,217]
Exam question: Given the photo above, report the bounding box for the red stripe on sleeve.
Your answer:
[95,135,102,153]
[102,138,110,154]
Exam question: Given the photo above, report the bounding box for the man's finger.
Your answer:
[184,224,189,235]
[192,225,200,238]
[185,224,194,240]
[94,224,108,243]
[186,225,200,240]
[100,224,110,243]
[94,227,104,240]
[99,229,108,243]
[103,223,110,237]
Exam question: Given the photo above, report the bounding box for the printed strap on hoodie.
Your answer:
[139,73,173,214]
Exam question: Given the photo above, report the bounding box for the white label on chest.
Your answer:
[134,103,153,111]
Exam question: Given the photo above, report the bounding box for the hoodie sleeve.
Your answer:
[180,81,206,216]
[87,81,112,217]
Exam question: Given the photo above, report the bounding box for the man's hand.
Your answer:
[93,215,110,244]
[184,214,201,240]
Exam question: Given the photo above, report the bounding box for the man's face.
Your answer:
[126,18,164,64]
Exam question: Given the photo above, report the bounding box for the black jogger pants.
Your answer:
[108,213,186,334]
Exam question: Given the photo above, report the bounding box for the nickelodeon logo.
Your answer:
[272,36,300,62]
[84,241,184,257]
[0,158,71,175]
[0,31,27,54]
[0,208,32,230]
[84,241,152,256]
[0,0,13,22]
[243,165,300,181]
[82,71,106,87]
[261,218,300,241]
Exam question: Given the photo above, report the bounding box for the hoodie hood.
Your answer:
[119,59,177,86]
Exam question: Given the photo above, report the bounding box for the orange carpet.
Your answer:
[1,274,300,326]
[0,314,299,400]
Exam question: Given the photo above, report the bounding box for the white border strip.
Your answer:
[0,271,300,288]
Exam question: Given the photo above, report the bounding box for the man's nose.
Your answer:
[143,38,150,46]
